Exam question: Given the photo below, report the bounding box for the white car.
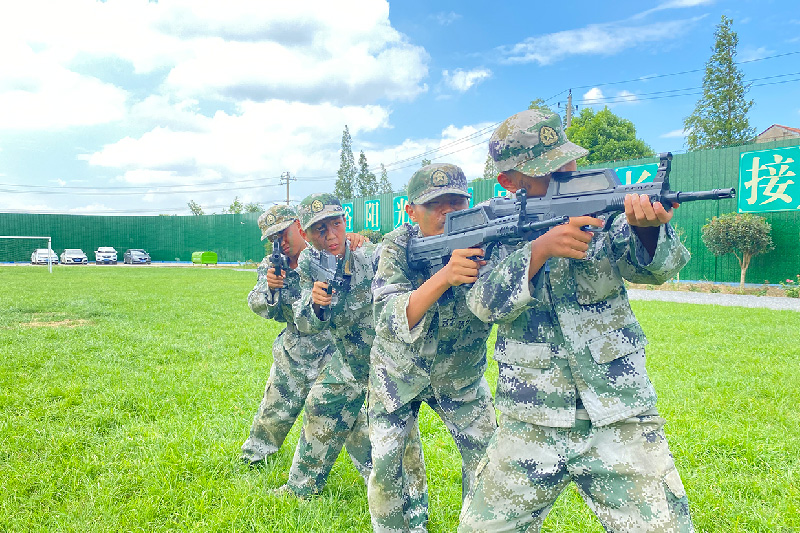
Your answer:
[94,246,118,265]
[60,248,88,265]
[31,249,59,265]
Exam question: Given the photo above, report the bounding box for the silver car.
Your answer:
[60,248,88,265]
[31,249,59,265]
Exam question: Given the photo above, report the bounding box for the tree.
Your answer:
[482,154,497,181]
[701,212,775,287]
[188,200,204,216]
[528,98,554,113]
[356,151,378,197]
[223,196,244,214]
[244,202,263,213]
[684,15,755,150]
[335,125,356,200]
[378,163,393,194]
[565,107,654,164]
[421,158,431,167]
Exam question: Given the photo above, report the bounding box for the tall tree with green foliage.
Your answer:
[222,196,244,214]
[565,107,654,164]
[378,163,393,194]
[335,125,356,200]
[187,200,204,215]
[684,15,755,150]
[701,212,774,287]
[528,98,553,113]
[356,151,378,197]
[421,158,431,167]
[482,154,497,181]
[244,202,263,213]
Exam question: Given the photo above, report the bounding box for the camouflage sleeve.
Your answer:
[247,260,282,320]
[466,241,544,324]
[292,249,328,334]
[372,237,432,344]
[609,217,690,285]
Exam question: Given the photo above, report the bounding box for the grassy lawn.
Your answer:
[1,266,798,532]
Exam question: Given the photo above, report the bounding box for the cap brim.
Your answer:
[301,211,344,231]
[412,188,471,205]
[516,141,589,177]
[262,219,295,241]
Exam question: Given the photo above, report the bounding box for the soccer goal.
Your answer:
[0,235,54,273]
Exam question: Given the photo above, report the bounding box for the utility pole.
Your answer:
[279,172,295,205]
[565,89,574,129]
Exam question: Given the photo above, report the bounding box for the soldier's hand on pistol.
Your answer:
[442,248,485,286]
[531,216,602,262]
[311,281,333,307]
[625,193,677,227]
[266,267,285,290]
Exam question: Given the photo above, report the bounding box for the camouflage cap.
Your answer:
[489,109,589,177]
[258,204,298,241]
[298,192,345,231]
[407,163,471,205]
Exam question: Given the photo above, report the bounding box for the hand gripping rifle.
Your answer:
[406,190,569,273]
[529,152,735,231]
[308,248,345,314]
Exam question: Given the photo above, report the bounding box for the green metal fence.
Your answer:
[3,138,799,282]
[0,213,264,263]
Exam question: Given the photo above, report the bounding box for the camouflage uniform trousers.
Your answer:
[240,330,335,463]
[286,351,430,523]
[458,411,693,532]
[368,385,498,533]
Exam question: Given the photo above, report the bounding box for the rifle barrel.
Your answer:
[661,188,735,204]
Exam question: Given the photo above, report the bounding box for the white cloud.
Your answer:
[580,88,640,106]
[432,12,461,26]
[660,128,688,138]
[583,88,605,103]
[88,100,391,188]
[739,46,773,62]
[0,39,127,130]
[498,16,705,65]
[442,68,492,92]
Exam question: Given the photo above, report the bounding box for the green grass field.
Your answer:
[1,266,798,532]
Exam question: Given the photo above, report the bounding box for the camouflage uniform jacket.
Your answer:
[293,242,379,383]
[248,258,333,351]
[466,218,689,428]
[371,224,493,429]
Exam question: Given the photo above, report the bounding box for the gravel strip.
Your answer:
[628,289,800,312]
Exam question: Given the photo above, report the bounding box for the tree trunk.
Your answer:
[740,253,751,288]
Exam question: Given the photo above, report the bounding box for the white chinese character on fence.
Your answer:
[744,154,796,205]
[366,201,380,229]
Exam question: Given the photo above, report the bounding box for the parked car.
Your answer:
[31,248,59,265]
[124,249,151,264]
[60,248,88,265]
[94,247,118,264]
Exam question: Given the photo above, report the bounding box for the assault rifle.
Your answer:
[407,152,735,273]
[308,246,346,314]
[523,152,735,230]
[406,190,569,273]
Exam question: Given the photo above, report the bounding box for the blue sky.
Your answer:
[0,0,798,215]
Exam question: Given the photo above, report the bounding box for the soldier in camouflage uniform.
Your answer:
[368,164,498,533]
[241,205,337,465]
[286,193,428,528]
[458,110,694,532]
[241,205,367,471]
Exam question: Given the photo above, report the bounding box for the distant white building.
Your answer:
[756,124,800,143]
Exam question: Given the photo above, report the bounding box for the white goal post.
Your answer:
[0,235,54,273]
